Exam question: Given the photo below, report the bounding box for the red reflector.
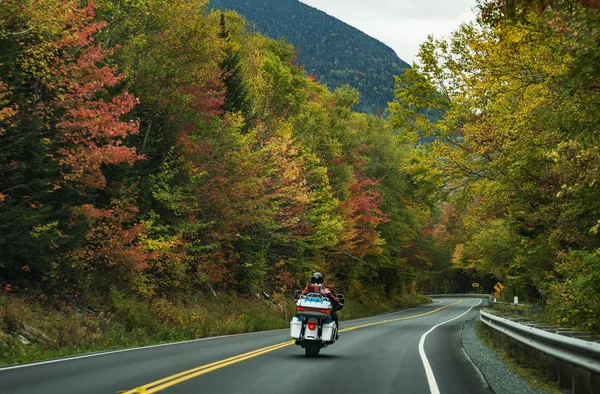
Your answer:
[308,323,316,330]
[296,306,331,314]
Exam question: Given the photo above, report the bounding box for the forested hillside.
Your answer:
[393,0,600,332]
[208,0,409,114]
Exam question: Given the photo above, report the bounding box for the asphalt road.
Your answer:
[0,298,491,394]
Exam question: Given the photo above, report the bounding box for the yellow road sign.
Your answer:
[494,282,504,293]
[472,282,480,288]
[493,291,501,299]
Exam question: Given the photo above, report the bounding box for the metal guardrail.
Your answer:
[426,293,492,300]
[480,310,600,373]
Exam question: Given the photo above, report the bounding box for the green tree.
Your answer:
[391,0,600,328]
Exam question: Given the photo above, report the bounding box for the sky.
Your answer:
[298,0,479,65]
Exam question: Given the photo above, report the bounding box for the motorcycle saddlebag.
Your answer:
[290,317,302,339]
[321,320,336,342]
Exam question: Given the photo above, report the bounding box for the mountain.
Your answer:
[208,0,410,114]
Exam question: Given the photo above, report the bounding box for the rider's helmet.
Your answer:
[310,272,324,284]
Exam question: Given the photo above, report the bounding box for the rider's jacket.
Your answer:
[300,284,340,303]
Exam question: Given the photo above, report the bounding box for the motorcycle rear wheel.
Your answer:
[304,340,320,357]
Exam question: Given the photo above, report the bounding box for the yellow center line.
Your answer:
[122,342,294,394]
[122,299,464,393]
[144,342,293,393]
[340,299,463,332]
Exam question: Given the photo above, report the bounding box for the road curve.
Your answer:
[1,298,490,394]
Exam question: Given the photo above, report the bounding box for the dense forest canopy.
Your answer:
[0,0,436,309]
[208,0,410,114]
[1,0,599,334]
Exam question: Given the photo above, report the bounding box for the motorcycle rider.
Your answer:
[300,272,341,329]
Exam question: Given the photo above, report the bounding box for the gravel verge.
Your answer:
[461,316,549,394]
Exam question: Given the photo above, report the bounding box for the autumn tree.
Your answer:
[0,0,145,295]
[391,0,600,328]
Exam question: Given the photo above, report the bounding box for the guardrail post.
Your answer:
[591,371,600,393]
[503,330,512,350]
[521,341,536,366]
[514,340,525,363]
[544,353,558,382]
[558,359,573,390]
[572,366,591,394]
[493,326,501,344]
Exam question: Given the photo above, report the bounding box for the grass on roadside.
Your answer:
[0,291,431,366]
[0,291,288,366]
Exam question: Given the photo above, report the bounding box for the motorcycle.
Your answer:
[289,291,345,356]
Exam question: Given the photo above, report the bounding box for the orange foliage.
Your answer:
[70,200,153,274]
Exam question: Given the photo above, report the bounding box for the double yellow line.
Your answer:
[121,341,294,393]
[122,299,463,393]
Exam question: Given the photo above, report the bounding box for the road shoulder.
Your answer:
[461,316,549,394]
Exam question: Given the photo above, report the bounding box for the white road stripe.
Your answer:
[418,299,482,394]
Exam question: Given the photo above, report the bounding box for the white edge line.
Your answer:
[0,298,451,372]
[418,299,482,394]
[0,328,287,372]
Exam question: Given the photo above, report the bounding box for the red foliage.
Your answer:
[176,66,225,118]
[340,174,389,256]
[581,0,600,10]
[0,80,17,136]
[71,200,153,273]
[270,261,295,292]
[51,2,143,189]
[328,145,389,257]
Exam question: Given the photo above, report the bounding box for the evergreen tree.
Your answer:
[219,13,253,124]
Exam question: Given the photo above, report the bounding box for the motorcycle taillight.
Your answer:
[307,322,316,330]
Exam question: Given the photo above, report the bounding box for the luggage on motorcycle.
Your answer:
[321,320,336,342]
[290,316,302,339]
[295,293,332,317]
